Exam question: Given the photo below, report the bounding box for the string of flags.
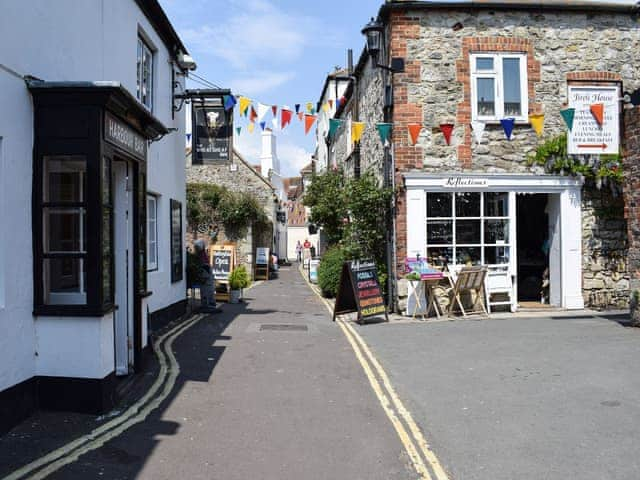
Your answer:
[222,92,608,147]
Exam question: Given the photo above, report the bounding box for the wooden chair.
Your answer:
[446,266,489,317]
[484,265,515,313]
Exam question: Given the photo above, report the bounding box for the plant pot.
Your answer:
[230,289,241,304]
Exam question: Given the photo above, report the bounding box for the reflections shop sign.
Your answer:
[442,177,489,188]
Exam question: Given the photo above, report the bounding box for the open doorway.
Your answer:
[516,194,550,307]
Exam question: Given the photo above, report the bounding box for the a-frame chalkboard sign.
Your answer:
[332,259,388,323]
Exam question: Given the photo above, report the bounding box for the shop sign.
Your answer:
[105,112,146,160]
[442,177,488,188]
[333,259,388,323]
[192,102,232,165]
[210,245,234,281]
[567,86,619,155]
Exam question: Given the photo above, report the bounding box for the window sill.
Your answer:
[34,304,117,317]
[472,119,529,125]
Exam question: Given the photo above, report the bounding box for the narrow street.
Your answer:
[18,266,414,480]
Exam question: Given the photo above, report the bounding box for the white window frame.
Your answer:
[470,53,528,122]
[137,36,154,110]
[425,192,511,268]
[147,194,158,271]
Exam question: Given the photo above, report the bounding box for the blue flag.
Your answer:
[500,118,515,140]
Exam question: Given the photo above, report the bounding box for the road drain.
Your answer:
[260,324,308,332]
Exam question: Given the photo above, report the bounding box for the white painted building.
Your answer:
[315,70,350,173]
[0,0,193,432]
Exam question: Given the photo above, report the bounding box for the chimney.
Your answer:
[260,128,280,176]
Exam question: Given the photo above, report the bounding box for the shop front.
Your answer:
[29,81,166,412]
[404,173,584,311]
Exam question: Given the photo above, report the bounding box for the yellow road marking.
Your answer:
[300,266,450,480]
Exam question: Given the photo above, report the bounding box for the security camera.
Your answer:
[177,53,197,71]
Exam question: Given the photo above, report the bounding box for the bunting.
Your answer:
[281,107,293,129]
[328,99,334,109]
[223,95,237,111]
[249,106,258,123]
[500,118,515,140]
[304,114,317,135]
[440,123,454,145]
[351,122,365,143]
[297,111,304,121]
[322,103,330,112]
[335,97,342,110]
[408,124,422,145]
[329,118,342,138]
[239,96,251,117]
[257,103,270,122]
[248,122,255,134]
[376,123,392,146]
[235,126,241,136]
[560,108,575,131]
[271,118,278,130]
[528,113,545,137]
[306,102,314,114]
[590,103,604,126]
[471,121,485,144]
[260,121,266,131]
[271,105,278,117]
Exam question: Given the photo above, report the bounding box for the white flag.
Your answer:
[257,103,270,122]
[271,117,278,130]
[471,121,486,144]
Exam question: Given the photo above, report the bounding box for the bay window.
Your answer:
[470,53,527,122]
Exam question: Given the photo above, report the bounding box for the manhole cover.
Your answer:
[260,324,308,331]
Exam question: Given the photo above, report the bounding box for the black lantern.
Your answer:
[361,17,384,63]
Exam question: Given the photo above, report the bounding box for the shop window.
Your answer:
[470,53,527,122]
[147,194,158,271]
[425,192,510,268]
[136,36,154,110]
[42,156,88,305]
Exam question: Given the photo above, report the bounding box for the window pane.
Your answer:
[455,192,480,217]
[476,57,493,70]
[43,208,86,253]
[427,220,453,244]
[484,219,509,244]
[44,258,87,305]
[456,247,481,266]
[44,156,86,203]
[427,193,451,217]
[456,219,481,244]
[426,247,453,267]
[485,246,510,265]
[484,192,509,217]
[476,78,495,116]
[503,58,521,116]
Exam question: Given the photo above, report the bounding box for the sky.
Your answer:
[159,0,382,176]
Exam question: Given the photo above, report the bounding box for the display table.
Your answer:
[406,273,446,320]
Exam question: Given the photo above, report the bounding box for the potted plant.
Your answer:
[228,265,251,304]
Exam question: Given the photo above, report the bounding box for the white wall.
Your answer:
[0,0,187,390]
[316,78,349,172]
[287,227,320,261]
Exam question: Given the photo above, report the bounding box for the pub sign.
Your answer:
[192,99,232,165]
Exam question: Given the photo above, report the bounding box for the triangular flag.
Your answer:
[295,104,300,114]
[297,112,304,121]
[329,118,342,138]
[471,121,486,144]
[260,121,266,131]
[590,103,604,126]
[560,108,575,131]
[248,122,255,134]
[257,103,269,122]
[340,96,347,106]
[223,95,237,111]
[376,123,392,145]
[328,99,334,109]
[500,118,515,140]
[271,118,278,130]
[335,98,342,110]
[440,123,454,145]
[529,113,545,137]
[408,124,422,145]
[281,107,292,129]
[304,114,317,135]
[271,105,278,117]
[186,133,192,143]
[235,126,241,136]
[351,122,365,143]
[249,106,258,123]
[306,102,314,114]
[239,96,251,116]
[322,103,329,112]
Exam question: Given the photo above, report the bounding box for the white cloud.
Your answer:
[231,71,296,97]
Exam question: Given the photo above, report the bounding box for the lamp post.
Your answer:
[362,17,404,312]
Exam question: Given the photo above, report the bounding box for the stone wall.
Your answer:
[623,106,640,323]
[186,150,275,278]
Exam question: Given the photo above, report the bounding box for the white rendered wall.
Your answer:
[287,227,320,261]
[0,0,186,389]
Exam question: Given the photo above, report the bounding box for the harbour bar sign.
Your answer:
[567,85,620,155]
[104,112,146,160]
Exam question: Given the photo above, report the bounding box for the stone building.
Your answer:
[326,0,638,312]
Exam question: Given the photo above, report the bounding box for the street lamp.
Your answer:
[361,17,404,73]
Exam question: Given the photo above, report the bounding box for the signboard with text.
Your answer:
[104,112,146,160]
[333,260,388,323]
[567,85,620,155]
[210,245,235,281]
[192,102,232,165]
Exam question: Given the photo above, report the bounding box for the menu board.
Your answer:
[210,246,234,281]
[333,259,388,323]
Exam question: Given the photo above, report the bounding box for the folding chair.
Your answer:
[484,265,515,313]
[446,266,489,317]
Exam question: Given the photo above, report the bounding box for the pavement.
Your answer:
[353,312,640,480]
[1,266,415,480]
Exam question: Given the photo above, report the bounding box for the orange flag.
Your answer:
[590,103,604,126]
[408,124,422,145]
[297,112,304,121]
[304,114,317,135]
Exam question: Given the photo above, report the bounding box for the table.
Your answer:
[407,275,447,320]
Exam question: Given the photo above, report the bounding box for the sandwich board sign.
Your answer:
[567,85,619,155]
[254,247,270,280]
[333,259,388,323]
[210,245,234,281]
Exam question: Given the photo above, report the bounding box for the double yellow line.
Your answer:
[303,269,450,480]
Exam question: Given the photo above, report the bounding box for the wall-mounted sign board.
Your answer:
[333,259,388,324]
[567,85,620,155]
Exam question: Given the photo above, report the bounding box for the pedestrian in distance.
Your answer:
[296,240,303,262]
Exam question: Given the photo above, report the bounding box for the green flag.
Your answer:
[328,118,343,138]
[376,123,393,145]
[560,108,575,131]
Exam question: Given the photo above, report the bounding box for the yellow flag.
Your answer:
[248,122,255,133]
[351,122,365,143]
[239,96,252,116]
[322,102,329,112]
[306,102,314,113]
[529,113,544,137]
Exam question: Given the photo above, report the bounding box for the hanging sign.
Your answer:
[192,101,232,165]
[567,85,619,155]
[333,259,388,323]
